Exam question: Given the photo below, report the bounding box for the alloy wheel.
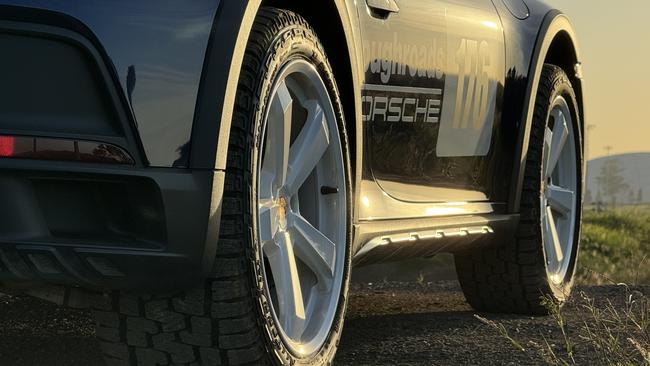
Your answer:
[541,95,579,285]
[256,59,347,357]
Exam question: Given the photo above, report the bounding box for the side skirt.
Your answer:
[352,214,519,266]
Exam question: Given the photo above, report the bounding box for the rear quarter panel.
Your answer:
[0,0,221,167]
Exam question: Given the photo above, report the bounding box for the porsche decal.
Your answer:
[361,84,442,124]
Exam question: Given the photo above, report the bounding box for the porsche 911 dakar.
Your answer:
[0,0,584,364]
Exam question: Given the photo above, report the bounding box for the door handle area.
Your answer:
[366,0,400,18]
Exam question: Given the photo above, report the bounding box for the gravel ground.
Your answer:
[0,281,647,366]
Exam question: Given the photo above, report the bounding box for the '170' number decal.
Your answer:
[453,39,491,130]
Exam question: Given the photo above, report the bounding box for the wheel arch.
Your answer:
[544,29,584,124]
[190,1,362,270]
[191,0,362,173]
[509,10,585,213]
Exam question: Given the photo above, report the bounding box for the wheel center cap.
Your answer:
[277,196,288,230]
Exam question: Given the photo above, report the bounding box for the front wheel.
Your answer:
[248,8,352,363]
[92,8,352,366]
[455,64,583,315]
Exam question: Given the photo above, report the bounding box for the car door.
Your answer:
[357,0,506,205]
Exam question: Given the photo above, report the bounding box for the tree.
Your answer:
[584,189,593,206]
[595,189,604,211]
[638,188,644,205]
[627,189,635,205]
[596,158,629,208]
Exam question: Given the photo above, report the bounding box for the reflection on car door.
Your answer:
[357,0,505,204]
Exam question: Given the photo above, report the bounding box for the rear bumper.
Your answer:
[0,158,222,291]
[0,5,226,291]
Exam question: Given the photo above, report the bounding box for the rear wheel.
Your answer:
[455,64,583,315]
[92,8,352,365]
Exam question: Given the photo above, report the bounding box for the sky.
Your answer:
[544,0,650,160]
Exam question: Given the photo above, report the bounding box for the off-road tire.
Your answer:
[91,8,352,366]
[454,64,583,315]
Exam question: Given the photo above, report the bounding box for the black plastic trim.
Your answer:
[352,214,519,266]
[508,10,582,212]
[188,0,253,170]
[0,158,216,291]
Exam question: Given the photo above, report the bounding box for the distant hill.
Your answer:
[587,153,650,204]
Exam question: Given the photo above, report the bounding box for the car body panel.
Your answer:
[501,0,530,20]
[355,0,508,221]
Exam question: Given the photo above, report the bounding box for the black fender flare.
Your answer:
[508,10,584,212]
[190,0,362,274]
[189,0,362,172]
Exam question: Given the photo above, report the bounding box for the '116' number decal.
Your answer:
[453,39,491,130]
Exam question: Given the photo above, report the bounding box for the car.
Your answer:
[0,0,584,365]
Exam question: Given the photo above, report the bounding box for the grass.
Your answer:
[480,206,650,365]
[479,287,650,365]
[579,206,650,285]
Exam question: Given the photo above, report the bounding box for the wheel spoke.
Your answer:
[286,101,330,195]
[302,285,319,327]
[290,213,336,283]
[544,205,564,263]
[543,127,553,178]
[547,110,569,177]
[258,170,275,202]
[547,184,575,217]
[263,231,306,338]
[258,204,278,243]
[264,80,293,189]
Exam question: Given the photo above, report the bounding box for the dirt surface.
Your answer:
[0,281,647,365]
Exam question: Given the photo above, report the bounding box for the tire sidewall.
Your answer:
[247,12,353,365]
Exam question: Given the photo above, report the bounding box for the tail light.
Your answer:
[0,136,15,157]
[0,135,134,165]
